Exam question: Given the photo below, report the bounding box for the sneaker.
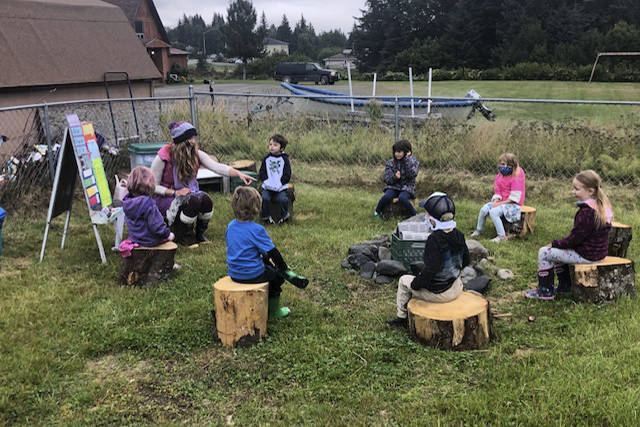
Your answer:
[373,211,384,221]
[490,235,508,243]
[386,317,408,329]
[279,212,291,224]
[470,230,481,238]
[523,288,555,300]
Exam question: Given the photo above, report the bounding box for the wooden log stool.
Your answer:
[213,276,268,348]
[502,205,536,238]
[119,241,177,286]
[571,256,635,303]
[408,291,494,350]
[608,222,632,258]
[230,159,257,173]
[267,183,295,223]
[381,197,416,220]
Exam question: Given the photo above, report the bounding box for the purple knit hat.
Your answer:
[168,121,197,144]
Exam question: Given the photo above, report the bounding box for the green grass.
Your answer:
[2,183,640,425]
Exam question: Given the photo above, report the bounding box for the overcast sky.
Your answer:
[154,0,365,35]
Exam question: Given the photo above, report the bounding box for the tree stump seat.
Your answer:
[571,256,635,303]
[608,222,632,258]
[408,291,494,350]
[230,159,257,172]
[119,241,177,286]
[266,184,295,223]
[213,276,268,348]
[502,205,536,238]
[381,197,416,220]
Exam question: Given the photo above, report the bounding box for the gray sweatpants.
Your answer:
[396,274,464,319]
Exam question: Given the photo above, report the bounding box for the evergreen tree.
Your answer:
[224,0,260,79]
[276,15,293,42]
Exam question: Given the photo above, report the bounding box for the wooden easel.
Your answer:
[40,114,124,264]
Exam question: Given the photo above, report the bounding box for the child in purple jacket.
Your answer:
[122,166,174,247]
[525,170,612,300]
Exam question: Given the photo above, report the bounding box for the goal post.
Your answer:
[589,51,640,83]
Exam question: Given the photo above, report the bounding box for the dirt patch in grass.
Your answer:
[84,355,151,385]
[0,257,32,278]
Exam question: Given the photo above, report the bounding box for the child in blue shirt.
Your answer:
[258,134,292,224]
[226,186,308,319]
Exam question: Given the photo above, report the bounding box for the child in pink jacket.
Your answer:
[471,153,525,242]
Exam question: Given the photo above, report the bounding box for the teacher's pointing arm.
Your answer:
[198,150,257,185]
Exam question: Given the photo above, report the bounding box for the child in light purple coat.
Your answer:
[122,166,174,247]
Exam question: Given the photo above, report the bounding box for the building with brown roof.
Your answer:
[102,0,190,78]
[0,0,162,108]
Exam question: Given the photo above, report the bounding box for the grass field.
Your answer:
[2,182,640,425]
[193,78,640,124]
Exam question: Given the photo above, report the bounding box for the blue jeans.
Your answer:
[261,190,289,219]
[475,202,506,237]
[376,189,416,216]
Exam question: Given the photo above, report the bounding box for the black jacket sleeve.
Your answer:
[281,154,291,185]
[410,236,442,290]
[462,239,470,268]
[258,156,268,182]
[266,247,288,272]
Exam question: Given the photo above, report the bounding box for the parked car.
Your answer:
[274,62,339,85]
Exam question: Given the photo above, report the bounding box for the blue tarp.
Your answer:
[280,82,477,109]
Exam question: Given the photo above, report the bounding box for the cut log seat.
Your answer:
[230,159,257,172]
[608,222,632,258]
[571,256,635,303]
[119,241,177,286]
[408,291,494,350]
[213,276,268,348]
[502,205,536,238]
[381,197,416,220]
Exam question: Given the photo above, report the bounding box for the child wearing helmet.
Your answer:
[387,192,470,329]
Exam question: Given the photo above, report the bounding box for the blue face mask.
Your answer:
[498,166,513,176]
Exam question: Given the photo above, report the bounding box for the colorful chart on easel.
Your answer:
[65,114,111,210]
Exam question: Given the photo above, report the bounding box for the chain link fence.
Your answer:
[2,88,640,210]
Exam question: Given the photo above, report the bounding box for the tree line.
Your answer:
[167,0,348,63]
[351,0,640,73]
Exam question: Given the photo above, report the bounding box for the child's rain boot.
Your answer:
[268,296,290,319]
[555,265,572,295]
[523,269,555,300]
[284,269,308,289]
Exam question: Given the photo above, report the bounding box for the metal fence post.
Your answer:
[43,103,55,181]
[394,96,399,142]
[189,85,197,128]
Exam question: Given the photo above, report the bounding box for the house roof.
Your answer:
[263,37,288,46]
[324,53,356,61]
[101,0,169,42]
[169,47,189,56]
[144,38,171,48]
[0,0,162,89]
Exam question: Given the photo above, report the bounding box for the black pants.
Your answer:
[231,262,284,297]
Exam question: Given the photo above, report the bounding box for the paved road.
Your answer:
[155,82,288,97]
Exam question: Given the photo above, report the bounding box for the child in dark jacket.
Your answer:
[258,134,292,224]
[122,166,174,247]
[387,192,470,328]
[525,170,612,300]
[226,186,308,319]
[374,139,419,220]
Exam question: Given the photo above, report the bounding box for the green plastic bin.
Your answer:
[390,232,426,270]
[128,143,166,169]
[230,171,259,193]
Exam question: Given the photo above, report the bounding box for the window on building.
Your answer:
[135,21,144,38]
